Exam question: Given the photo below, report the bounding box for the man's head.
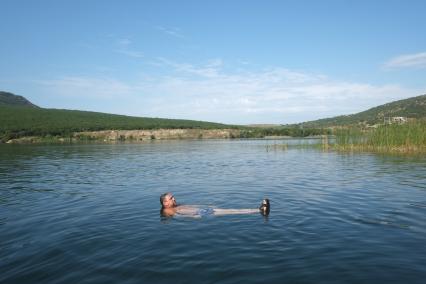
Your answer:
[160,192,177,208]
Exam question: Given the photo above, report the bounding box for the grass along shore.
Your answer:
[263,122,426,154]
[332,121,426,153]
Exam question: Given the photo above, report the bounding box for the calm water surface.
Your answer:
[1,140,425,284]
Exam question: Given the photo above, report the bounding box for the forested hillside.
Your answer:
[297,94,426,128]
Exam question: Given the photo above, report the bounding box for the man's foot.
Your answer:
[259,198,270,216]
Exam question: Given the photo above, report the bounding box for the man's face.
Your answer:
[162,194,177,208]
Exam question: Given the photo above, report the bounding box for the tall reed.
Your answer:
[333,121,426,153]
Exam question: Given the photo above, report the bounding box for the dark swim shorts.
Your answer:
[198,208,215,217]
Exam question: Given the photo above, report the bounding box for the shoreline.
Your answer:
[3,130,425,154]
[2,129,335,144]
[4,129,241,144]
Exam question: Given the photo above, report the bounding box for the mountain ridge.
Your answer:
[0,91,39,108]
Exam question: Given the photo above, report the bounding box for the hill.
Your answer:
[0,105,236,142]
[0,91,39,108]
[0,102,329,142]
[0,92,239,142]
[297,94,426,128]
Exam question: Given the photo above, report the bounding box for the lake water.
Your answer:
[1,140,425,284]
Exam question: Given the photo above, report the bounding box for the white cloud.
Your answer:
[114,38,144,58]
[37,60,420,124]
[156,26,184,39]
[138,66,413,123]
[384,52,426,69]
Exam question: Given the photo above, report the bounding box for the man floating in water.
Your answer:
[160,192,270,218]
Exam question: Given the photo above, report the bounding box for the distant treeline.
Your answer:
[0,106,235,142]
[0,106,331,142]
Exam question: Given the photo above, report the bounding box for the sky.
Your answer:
[1,0,426,124]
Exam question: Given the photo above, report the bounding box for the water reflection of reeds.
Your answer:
[264,136,334,152]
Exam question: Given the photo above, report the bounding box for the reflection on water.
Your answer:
[0,140,426,284]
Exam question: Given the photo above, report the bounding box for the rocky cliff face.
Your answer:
[74,129,241,141]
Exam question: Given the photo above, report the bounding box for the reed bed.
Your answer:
[333,122,426,153]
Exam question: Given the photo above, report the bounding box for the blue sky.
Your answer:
[1,0,426,124]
